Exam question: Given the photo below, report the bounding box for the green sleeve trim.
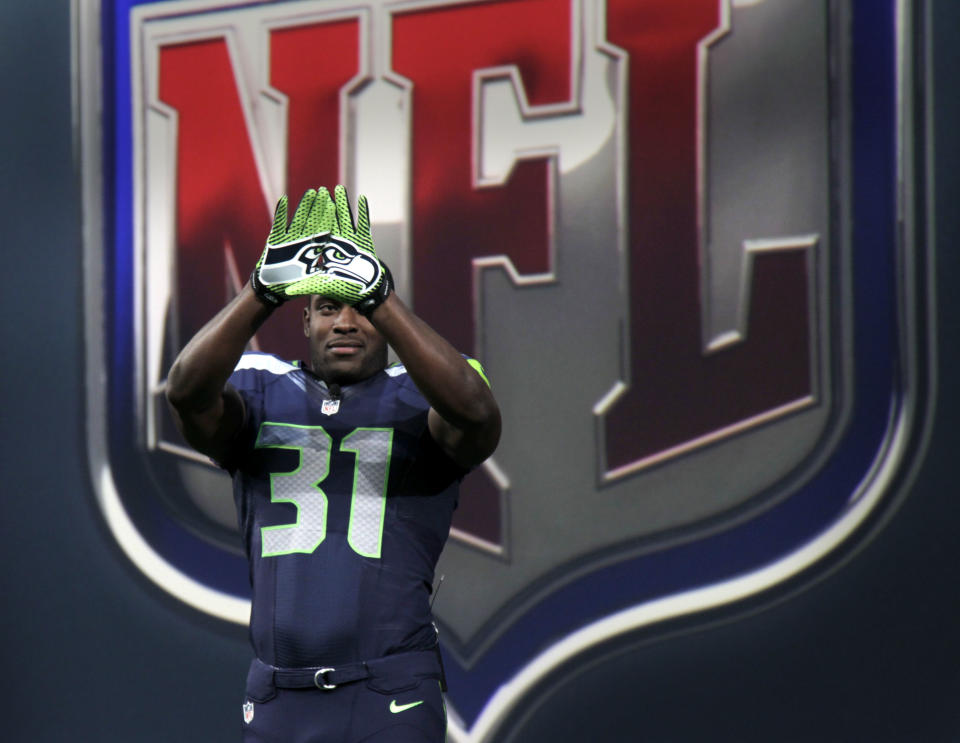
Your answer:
[467,358,491,388]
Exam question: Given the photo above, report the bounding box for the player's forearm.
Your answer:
[166,283,274,412]
[369,293,499,432]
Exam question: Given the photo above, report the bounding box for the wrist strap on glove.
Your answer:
[354,262,394,317]
[250,268,284,307]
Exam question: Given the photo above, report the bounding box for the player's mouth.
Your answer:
[327,340,364,356]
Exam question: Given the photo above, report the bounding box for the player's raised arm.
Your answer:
[318,185,501,468]
[371,294,501,468]
[164,285,270,461]
[165,187,339,461]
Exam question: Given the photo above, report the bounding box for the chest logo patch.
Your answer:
[321,399,340,416]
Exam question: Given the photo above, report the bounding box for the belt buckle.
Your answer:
[314,667,337,690]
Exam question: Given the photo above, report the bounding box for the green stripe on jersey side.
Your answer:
[467,358,491,387]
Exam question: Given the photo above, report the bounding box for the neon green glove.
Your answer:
[250,187,338,306]
[251,185,392,315]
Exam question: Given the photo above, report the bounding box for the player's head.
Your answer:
[303,295,388,384]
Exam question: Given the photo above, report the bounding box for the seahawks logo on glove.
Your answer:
[257,235,382,293]
[308,237,383,291]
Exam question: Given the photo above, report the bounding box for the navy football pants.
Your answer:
[240,658,447,742]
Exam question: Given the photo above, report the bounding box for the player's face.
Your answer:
[303,296,388,385]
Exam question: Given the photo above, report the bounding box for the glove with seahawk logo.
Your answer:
[250,186,338,306]
[251,185,392,315]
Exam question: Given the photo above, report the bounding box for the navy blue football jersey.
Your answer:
[221,352,466,669]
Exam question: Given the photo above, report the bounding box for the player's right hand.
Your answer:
[250,187,338,306]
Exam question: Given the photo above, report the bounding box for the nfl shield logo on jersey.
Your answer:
[77,1,929,741]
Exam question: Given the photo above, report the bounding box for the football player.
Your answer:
[165,185,501,742]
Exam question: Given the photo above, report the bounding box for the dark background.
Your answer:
[2,1,958,741]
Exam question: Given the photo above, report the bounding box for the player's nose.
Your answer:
[333,305,361,331]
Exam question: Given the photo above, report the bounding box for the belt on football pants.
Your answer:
[252,648,445,691]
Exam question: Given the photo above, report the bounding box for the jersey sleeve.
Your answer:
[391,355,490,479]
[216,352,293,474]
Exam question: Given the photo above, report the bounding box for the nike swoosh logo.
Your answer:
[390,699,424,714]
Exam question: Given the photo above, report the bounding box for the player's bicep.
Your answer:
[168,382,246,463]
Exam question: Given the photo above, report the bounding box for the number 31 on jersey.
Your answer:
[255,423,393,559]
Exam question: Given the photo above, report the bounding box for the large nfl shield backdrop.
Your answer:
[75,0,930,740]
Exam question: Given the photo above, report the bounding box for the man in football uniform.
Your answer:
[165,185,501,742]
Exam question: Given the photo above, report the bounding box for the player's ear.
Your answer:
[303,300,311,337]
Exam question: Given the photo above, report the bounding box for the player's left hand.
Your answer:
[250,187,339,306]
[283,185,393,316]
